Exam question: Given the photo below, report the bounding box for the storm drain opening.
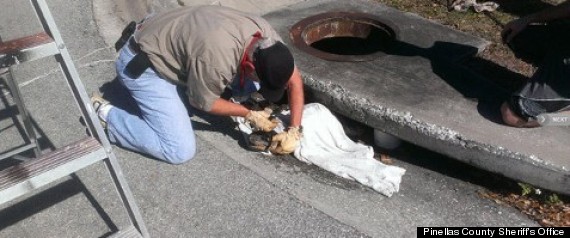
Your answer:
[290,12,398,61]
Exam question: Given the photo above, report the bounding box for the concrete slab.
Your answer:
[264,0,570,195]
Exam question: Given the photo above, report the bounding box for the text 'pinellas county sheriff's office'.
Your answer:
[419,227,565,237]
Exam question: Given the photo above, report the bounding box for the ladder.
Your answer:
[0,0,149,237]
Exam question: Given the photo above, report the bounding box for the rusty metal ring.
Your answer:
[290,12,399,62]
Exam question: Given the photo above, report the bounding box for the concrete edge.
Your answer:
[278,0,492,55]
[303,74,570,195]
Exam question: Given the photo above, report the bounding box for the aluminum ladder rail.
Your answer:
[0,0,149,237]
[0,66,41,160]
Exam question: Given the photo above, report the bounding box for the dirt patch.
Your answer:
[479,190,570,227]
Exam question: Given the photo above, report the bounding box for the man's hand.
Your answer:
[502,0,570,43]
[269,127,302,154]
[245,109,279,132]
[501,17,531,43]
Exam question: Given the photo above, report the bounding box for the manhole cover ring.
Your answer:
[290,12,399,62]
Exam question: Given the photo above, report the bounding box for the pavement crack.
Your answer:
[77,47,113,62]
[3,59,115,95]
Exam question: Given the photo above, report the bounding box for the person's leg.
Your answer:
[502,22,570,127]
[501,53,570,127]
[106,43,196,164]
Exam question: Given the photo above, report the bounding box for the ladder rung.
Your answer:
[0,137,107,205]
[0,32,53,54]
[0,143,38,161]
[0,32,59,67]
[109,226,143,238]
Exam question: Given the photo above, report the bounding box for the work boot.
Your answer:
[90,92,110,129]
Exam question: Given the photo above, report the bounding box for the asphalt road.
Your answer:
[0,0,537,237]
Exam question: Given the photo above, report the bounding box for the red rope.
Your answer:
[239,31,262,89]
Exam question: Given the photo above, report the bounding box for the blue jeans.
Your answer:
[109,43,196,164]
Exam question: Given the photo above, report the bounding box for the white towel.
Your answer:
[451,0,499,12]
[236,103,406,197]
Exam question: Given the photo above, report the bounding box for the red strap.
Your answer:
[239,31,263,89]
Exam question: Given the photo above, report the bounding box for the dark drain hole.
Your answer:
[310,27,394,55]
[291,12,399,61]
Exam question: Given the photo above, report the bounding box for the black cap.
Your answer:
[254,41,294,102]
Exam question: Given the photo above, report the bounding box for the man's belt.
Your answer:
[111,18,152,79]
[128,37,142,54]
[115,21,136,52]
[114,21,153,79]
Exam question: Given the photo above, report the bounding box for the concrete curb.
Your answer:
[303,77,570,195]
[264,0,570,196]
